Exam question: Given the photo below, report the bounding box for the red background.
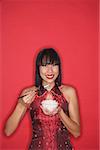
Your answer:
[0,0,99,149]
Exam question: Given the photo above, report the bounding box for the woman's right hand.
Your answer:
[19,87,37,105]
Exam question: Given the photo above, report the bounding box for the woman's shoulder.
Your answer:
[59,84,77,102]
[60,84,76,92]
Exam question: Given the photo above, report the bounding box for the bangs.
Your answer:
[40,55,59,66]
[38,50,60,66]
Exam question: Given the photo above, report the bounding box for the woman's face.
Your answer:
[39,64,59,84]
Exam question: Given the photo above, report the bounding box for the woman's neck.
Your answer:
[42,82,55,91]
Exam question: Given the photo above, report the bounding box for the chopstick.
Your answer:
[18,88,39,99]
[18,95,27,99]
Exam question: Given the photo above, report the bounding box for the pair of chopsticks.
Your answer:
[18,88,39,99]
[18,84,50,99]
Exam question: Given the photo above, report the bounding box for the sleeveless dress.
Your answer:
[28,84,73,150]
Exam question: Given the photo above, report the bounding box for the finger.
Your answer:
[52,108,59,115]
[22,94,33,102]
[26,94,35,103]
[19,92,32,99]
[23,89,36,96]
[19,89,37,99]
[40,105,43,110]
[31,92,36,98]
[25,91,36,98]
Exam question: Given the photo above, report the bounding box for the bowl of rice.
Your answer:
[41,100,58,112]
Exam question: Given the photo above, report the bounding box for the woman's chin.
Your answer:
[45,79,55,84]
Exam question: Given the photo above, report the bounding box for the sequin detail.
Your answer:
[28,85,73,150]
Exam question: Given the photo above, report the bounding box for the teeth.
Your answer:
[47,75,53,77]
[46,74,54,79]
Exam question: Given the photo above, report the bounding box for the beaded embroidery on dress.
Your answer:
[28,84,73,150]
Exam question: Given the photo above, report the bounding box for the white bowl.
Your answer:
[41,100,58,112]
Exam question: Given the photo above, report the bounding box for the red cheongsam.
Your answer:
[28,84,73,150]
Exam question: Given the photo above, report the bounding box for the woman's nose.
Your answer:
[47,65,53,73]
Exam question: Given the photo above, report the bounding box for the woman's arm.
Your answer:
[58,86,80,138]
[4,102,27,136]
[4,87,36,136]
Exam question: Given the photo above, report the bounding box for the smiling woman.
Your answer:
[35,48,61,88]
[4,48,80,150]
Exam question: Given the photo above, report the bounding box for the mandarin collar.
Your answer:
[37,84,62,96]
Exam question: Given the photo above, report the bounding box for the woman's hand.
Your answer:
[18,87,37,106]
[20,91,35,103]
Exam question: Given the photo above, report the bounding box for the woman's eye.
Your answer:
[53,64,58,66]
[41,64,47,66]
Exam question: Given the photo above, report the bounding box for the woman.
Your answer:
[4,48,80,150]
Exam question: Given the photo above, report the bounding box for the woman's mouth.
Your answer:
[46,74,54,79]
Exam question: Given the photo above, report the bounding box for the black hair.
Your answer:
[35,48,61,87]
